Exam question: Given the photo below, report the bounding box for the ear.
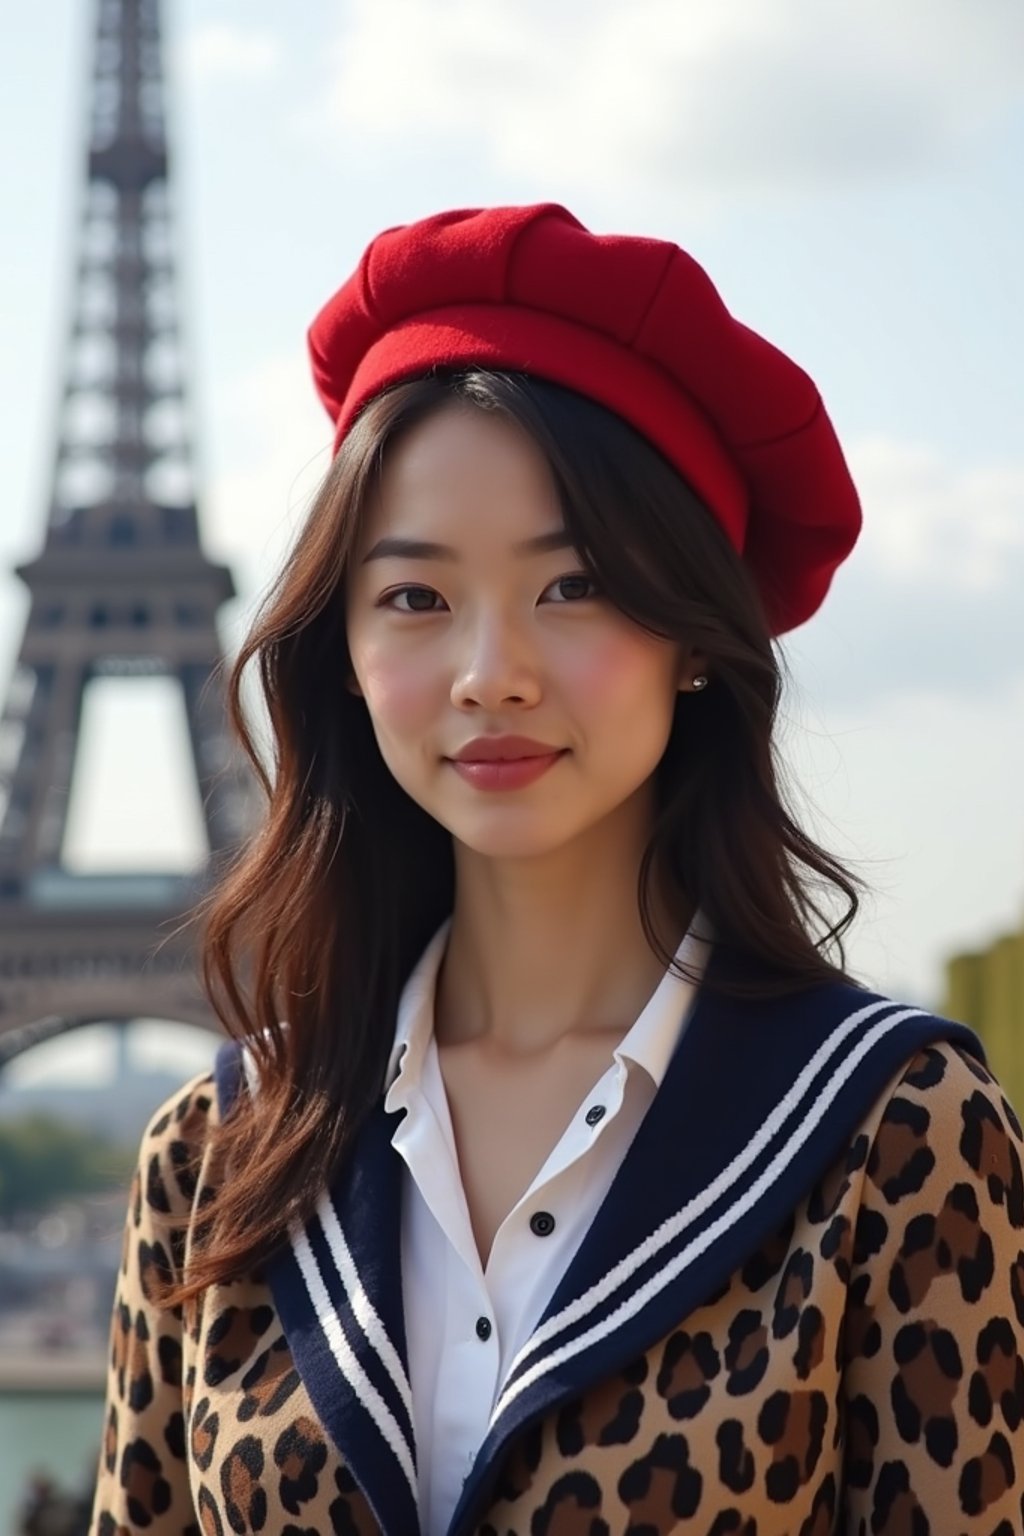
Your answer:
[345,671,363,698]
[677,645,709,694]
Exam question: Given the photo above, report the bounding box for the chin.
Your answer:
[446,813,585,863]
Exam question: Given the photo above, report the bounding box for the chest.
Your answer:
[436,1033,628,1263]
[180,1156,857,1535]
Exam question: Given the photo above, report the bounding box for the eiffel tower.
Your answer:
[0,0,253,1061]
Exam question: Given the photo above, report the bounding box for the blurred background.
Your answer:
[0,0,1022,1526]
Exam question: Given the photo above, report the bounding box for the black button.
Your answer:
[585,1104,606,1127]
[475,1316,492,1341]
[530,1211,556,1237]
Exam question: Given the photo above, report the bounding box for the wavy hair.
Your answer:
[164,369,866,1307]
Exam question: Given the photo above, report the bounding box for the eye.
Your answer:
[542,572,600,603]
[379,585,448,614]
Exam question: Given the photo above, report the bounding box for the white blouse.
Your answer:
[383,913,711,1536]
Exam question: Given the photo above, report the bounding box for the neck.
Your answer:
[435,786,693,1055]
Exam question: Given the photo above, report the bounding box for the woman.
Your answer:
[89,204,1024,1535]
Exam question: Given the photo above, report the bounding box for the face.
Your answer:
[345,405,697,863]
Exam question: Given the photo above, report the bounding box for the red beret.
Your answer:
[307,203,861,635]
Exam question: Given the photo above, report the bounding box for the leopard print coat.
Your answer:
[88,979,1024,1535]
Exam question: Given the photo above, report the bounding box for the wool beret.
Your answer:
[307,202,861,634]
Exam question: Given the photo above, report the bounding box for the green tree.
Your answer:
[0,1114,134,1219]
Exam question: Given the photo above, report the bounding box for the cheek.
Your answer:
[354,640,440,737]
[560,630,677,718]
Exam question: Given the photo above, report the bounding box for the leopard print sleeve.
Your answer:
[841,1040,1024,1533]
[88,1069,217,1536]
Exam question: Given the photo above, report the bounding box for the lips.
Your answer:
[451,735,562,763]
[446,736,568,792]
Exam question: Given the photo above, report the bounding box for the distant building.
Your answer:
[943,914,1024,1113]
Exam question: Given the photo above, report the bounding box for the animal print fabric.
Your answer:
[88,1040,1024,1535]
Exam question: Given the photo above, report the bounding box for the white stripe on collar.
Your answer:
[288,1218,418,1494]
[240,1032,417,1483]
[314,1189,415,1426]
[488,998,925,1428]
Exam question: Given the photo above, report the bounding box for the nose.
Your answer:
[449,610,542,711]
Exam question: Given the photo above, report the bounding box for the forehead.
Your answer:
[369,405,562,530]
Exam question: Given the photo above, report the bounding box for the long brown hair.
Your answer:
[168,369,866,1306]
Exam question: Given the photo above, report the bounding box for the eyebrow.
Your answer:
[361,529,576,563]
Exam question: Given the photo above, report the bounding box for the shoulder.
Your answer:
[866,1035,1024,1220]
[708,970,995,1168]
[115,1066,222,1304]
[881,1033,1018,1126]
[133,1064,222,1228]
[729,975,1019,1235]
[784,973,998,1133]
[826,971,1024,1194]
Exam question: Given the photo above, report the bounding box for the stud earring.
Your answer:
[691,675,708,691]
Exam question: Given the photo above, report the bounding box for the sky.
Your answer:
[1,0,1023,1086]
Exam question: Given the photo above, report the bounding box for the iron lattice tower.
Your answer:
[0,0,253,1057]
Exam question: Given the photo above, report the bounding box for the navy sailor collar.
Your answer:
[213,955,986,1536]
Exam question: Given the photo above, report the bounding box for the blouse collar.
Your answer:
[383,909,713,1113]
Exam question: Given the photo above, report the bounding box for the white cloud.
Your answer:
[317,0,1024,206]
[181,22,281,81]
[847,437,1024,592]
[781,675,1024,1001]
[784,436,1024,707]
